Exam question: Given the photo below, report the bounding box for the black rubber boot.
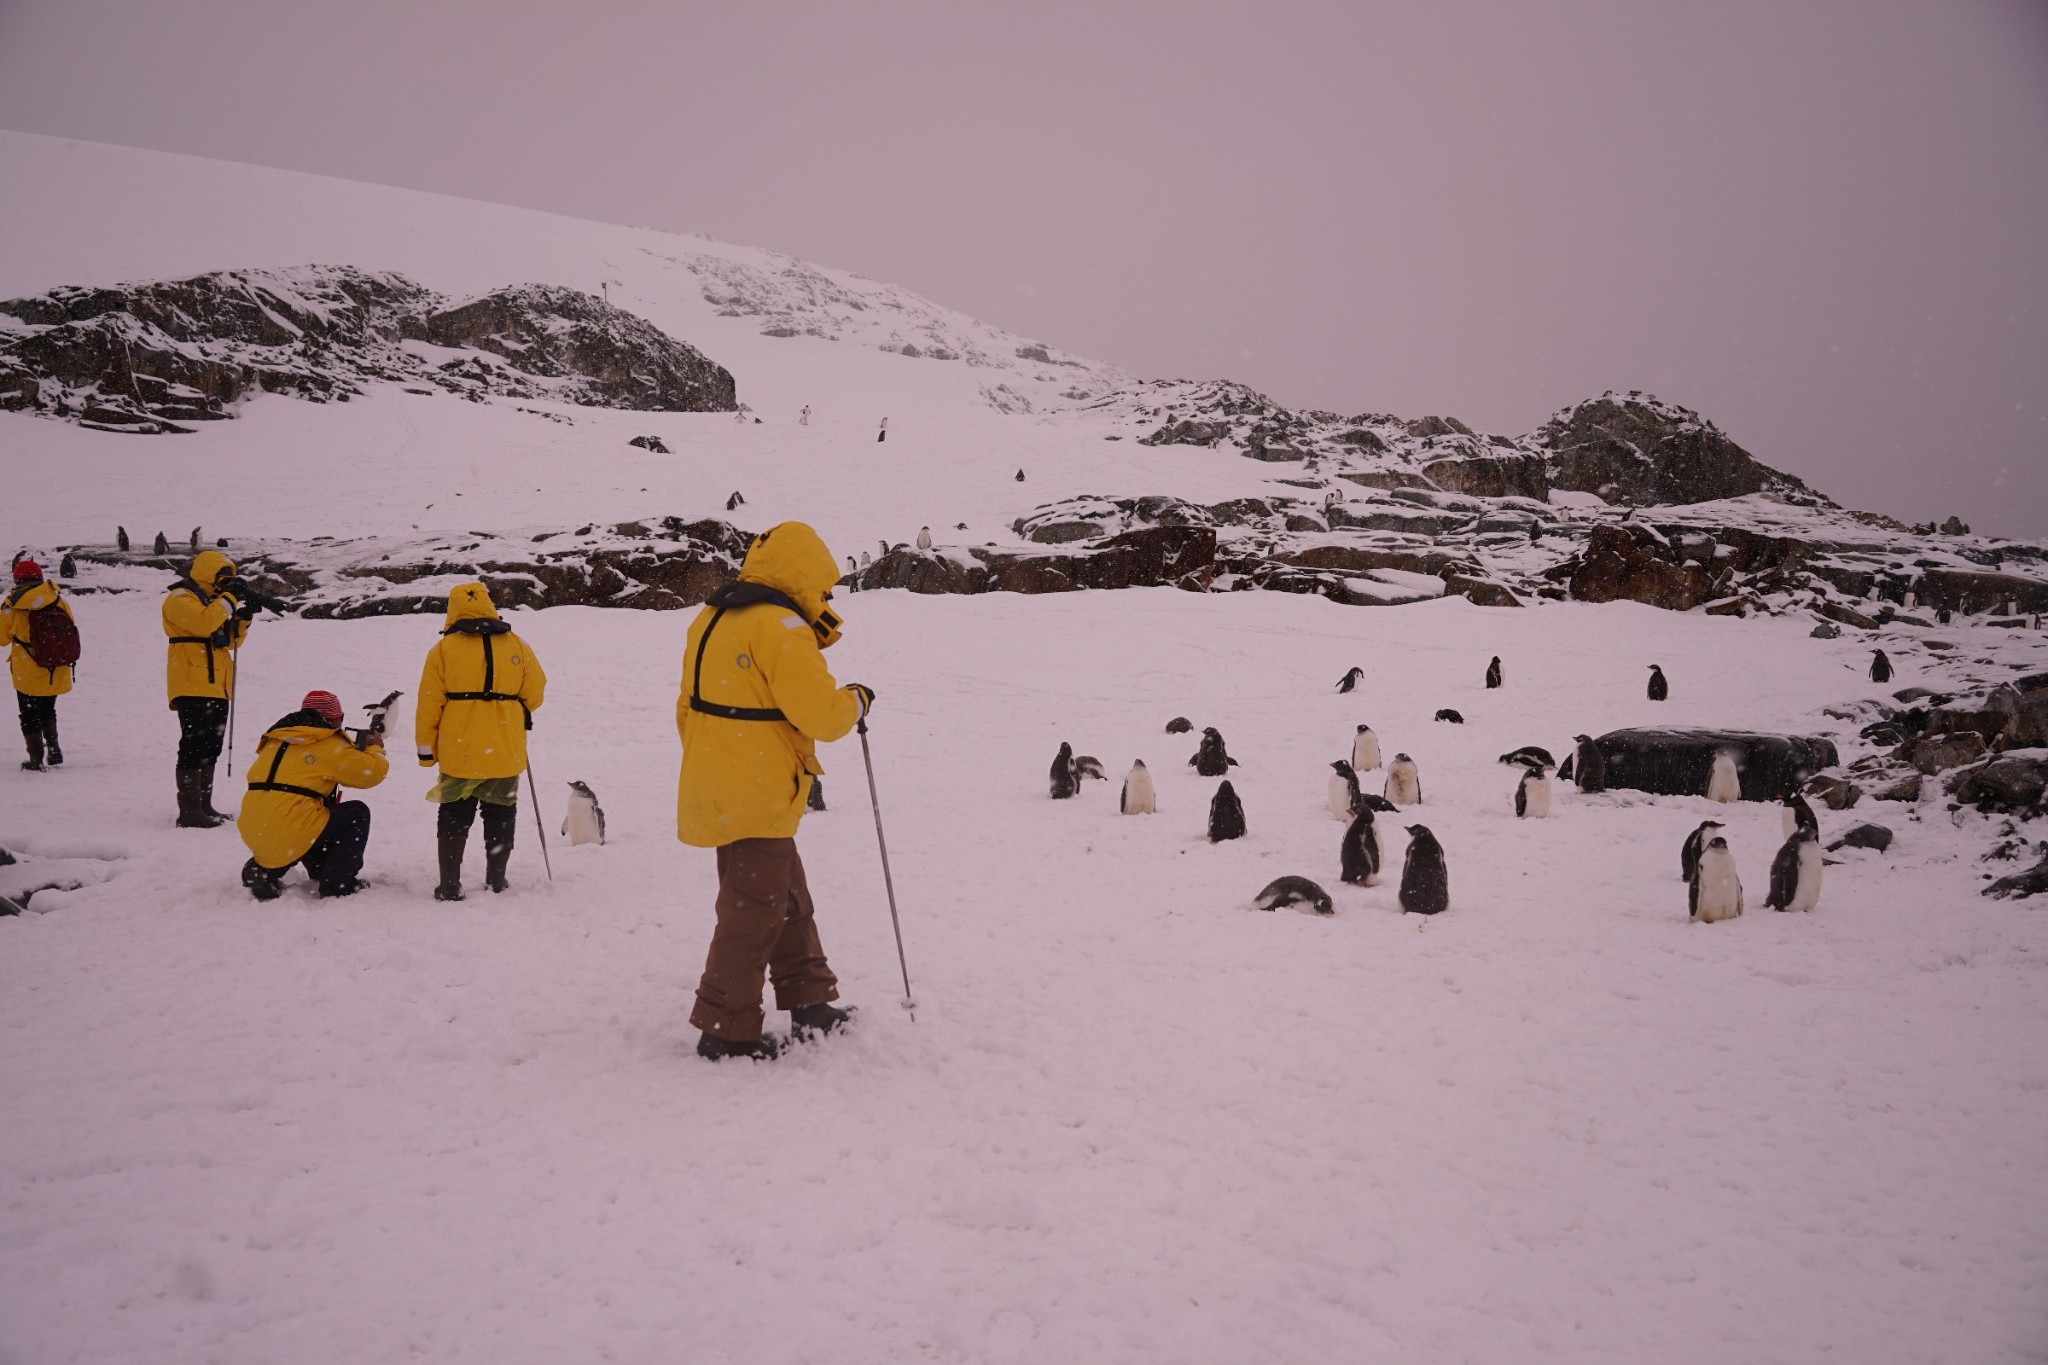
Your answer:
[481,802,516,894]
[241,858,283,902]
[696,1031,782,1062]
[19,721,44,772]
[176,767,230,827]
[789,1003,858,1041]
[434,833,467,902]
[196,764,232,823]
[41,717,61,767]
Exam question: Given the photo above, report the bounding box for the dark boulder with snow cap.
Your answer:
[1587,729,1839,802]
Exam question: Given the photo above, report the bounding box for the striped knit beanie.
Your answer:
[301,690,345,726]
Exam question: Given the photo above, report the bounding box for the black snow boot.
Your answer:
[481,802,516,894]
[318,878,366,899]
[241,859,283,902]
[789,1002,858,1041]
[41,718,61,767]
[19,721,44,772]
[197,764,232,823]
[433,833,467,902]
[176,767,231,828]
[696,1031,782,1062]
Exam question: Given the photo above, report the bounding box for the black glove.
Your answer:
[215,575,247,602]
[847,683,875,718]
[234,599,258,621]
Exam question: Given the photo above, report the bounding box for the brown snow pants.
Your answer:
[690,837,839,1042]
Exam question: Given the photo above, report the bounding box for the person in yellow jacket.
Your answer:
[163,549,263,827]
[416,581,547,900]
[5,558,80,771]
[237,689,389,899]
[677,521,875,1061]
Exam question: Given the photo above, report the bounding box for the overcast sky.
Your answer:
[1,0,2043,533]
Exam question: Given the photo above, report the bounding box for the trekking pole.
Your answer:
[224,643,240,776]
[855,716,916,1021]
[524,759,554,881]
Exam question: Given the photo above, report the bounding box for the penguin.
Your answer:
[561,780,606,846]
[2029,612,2042,631]
[1647,665,1669,701]
[1074,756,1108,781]
[726,491,745,512]
[1335,666,1365,694]
[1351,724,1382,772]
[1680,819,1725,883]
[1328,760,1363,820]
[1207,780,1246,842]
[1049,742,1079,799]
[877,417,888,443]
[1937,606,1952,625]
[1164,716,1193,735]
[1571,735,1606,793]
[845,555,857,577]
[59,553,76,578]
[916,526,932,550]
[1557,752,1574,782]
[1252,875,1333,916]
[1339,806,1381,885]
[1434,708,1465,724]
[153,531,169,554]
[1189,727,1236,777]
[860,551,872,569]
[1398,826,1449,916]
[1384,754,1422,806]
[1497,746,1555,770]
[189,526,201,551]
[1902,591,1917,610]
[116,526,129,552]
[1485,656,1503,690]
[1870,649,1893,684]
[808,776,826,812]
[1706,750,1740,803]
[1780,792,1819,840]
[1015,468,1026,481]
[878,539,888,560]
[1120,760,1156,814]
[1765,826,1823,912]
[1689,836,1744,923]
[1360,793,1399,813]
[1514,765,1551,818]
[955,523,967,531]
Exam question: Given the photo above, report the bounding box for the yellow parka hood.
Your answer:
[442,581,505,631]
[187,550,236,592]
[731,522,844,647]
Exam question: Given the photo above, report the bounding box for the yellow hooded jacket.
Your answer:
[3,579,76,696]
[415,582,547,780]
[162,550,250,705]
[676,522,863,847]
[237,712,390,869]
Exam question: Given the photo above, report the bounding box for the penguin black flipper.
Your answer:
[1515,779,1528,818]
[1766,837,1800,910]
[1557,753,1575,782]
[1688,872,1701,921]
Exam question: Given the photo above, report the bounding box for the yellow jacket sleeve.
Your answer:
[758,614,860,743]
[415,643,447,764]
[163,588,234,640]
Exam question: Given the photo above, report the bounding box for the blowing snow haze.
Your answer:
[0,0,2043,535]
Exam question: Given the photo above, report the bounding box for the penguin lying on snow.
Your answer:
[1434,708,1464,724]
[1780,792,1819,839]
[1165,716,1193,735]
[562,781,606,845]
[1335,666,1365,694]
[1689,836,1744,923]
[1514,765,1551,818]
[1253,875,1333,916]
[1074,756,1108,781]
[1384,754,1422,805]
[1498,746,1556,770]
[1706,750,1741,803]
[1328,760,1364,820]
[1351,724,1381,772]
[1120,761,1156,814]
[1766,827,1823,912]
[1189,727,1237,776]
[1680,819,1725,883]
[1485,656,1503,689]
[1647,664,1669,701]
[1340,806,1380,886]
[1049,743,1079,800]
[1571,735,1607,793]
[1399,826,1448,915]
[1207,781,1246,842]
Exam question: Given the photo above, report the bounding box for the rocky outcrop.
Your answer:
[1566,523,1719,611]
[1422,453,1548,501]
[1947,756,2048,814]
[1138,419,1230,448]
[0,265,736,434]
[1591,728,1840,801]
[1537,393,1831,508]
[1916,569,2048,616]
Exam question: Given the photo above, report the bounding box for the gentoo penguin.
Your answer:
[59,553,75,578]
[1647,665,1669,701]
[116,526,129,552]
[1680,820,1725,883]
[1335,666,1365,694]
[1498,745,1555,770]
[1780,792,1819,839]
[1937,606,1952,624]
[1339,806,1380,886]
[562,781,606,846]
[1557,752,1574,782]
[916,526,933,550]
[1485,656,1503,690]
[1384,754,1422,806]
[1207,781,1246,842]
[1870,649,1893,683]
[153,531,169,554]
[1434,708,1465,724]
[860,551,872,569]
[189,526,201,551]
[1765,826,1823,912]
[877,417,888,443]
[1253,875,1333,916]
[1165,716,1193,734]
[1015,468,1026,481]
[1689,836,1744,923]
[1572,735,1607,793]
[1189,727,1236,777]
[1049,742,1079,799]
[1398,825,1449,916]
[845,555,857,576]
[1119,761,1156,814]
[1903,591,1917,610]
[726,491,745,511]
[1706,750,1740,803]
[808,777,826,812]
[1351,724,1382,772]
[1514,765,1551,818]
[1074,755,1108,781]
[1328,760,1364,820]
[877,539,889,560]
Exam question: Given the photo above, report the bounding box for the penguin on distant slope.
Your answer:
[1706,750,1741,803]
[1399,826,1449,915]
[1870,649,1893,683]
[1049,742,1079,799]
[1340,806,1380,886]
[1189,727,1236,777]
[1514,765,1551,818]
[1252,875,1334,916]
[1208,781,1246,842]
[1485,656,1503,690]
[1328,760,1364,820]
[1780,792,1819,839]
[1384,753,1422,806]
[562,781,606,846]
[1680,819,1725,883]
[1120,760,1156,814]
[1572,735,1607,793]
[1336,666,1365,694]
[1165,716,1193,734]
[1689,836,1744,923]
[1647,665,1669,701]
[1351,724,1382,772]
[1765,826,1823,912]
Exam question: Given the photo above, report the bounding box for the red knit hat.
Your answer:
[12,559,40,583]
[301,690,344,726]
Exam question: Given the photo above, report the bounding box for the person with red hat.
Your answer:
[3,557,80,772]
[236,688,389,900]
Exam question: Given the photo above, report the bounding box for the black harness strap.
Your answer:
[688,608,789,723]
[247,740,331,803]
[442,635,533,728]
[167,586,234,683]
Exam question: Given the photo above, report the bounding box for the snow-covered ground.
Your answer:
[4,586,2045,1363]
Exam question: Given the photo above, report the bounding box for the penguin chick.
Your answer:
[1120,760,1156,815]
[1384,754,1422,806]
[1766,827,1823,912]
[1049,742,1079,800]
[1351,724,1381,772]
[1253,875,1333,916]
[1514,766,1551,818]
[1680,819,1725,883]
[1189,727,1235,777]
[562,780,606,846]
[1339,806,1380,886]
[916,526,932,550]
[1207,781,1246,842]
[1434,708,1465,724]
[1074,756,1108,781]
[1689,836,1744,922]
[1706,750,1740,803]
[1398,826,1449,915]
[1164,716,1193,735]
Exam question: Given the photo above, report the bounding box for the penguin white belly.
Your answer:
[1327,773,1354,820]
[1518,774,1551,818]
[1120,766,1156,815]
[1706,753,1740,803]
[1385,763,1420,806]
[1353,735,1381,771]
[1787,840,1823,912]
[1782,807,1795,838]
[562,798,605,846]
[1692,852,1744,923]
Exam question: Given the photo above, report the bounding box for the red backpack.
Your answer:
[24,601,81,670]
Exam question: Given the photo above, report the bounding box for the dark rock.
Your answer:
[1335,428,1388,453]
[1946,757,2048,813]
[1804,774,1864,811]
[1421,453,1548,501]
[1827,823,1893,853]
[1537,393,1829,507]
[1983,852,2048,900]
[1280,544,1473,578]
[1441,572,1523,607]
[1587,728,1839,801]
[1916,569,2048,616]
[1870,774,1923,802]
[1568,523,1717,611]
[1815,600,1882,631]
[1810,622,1841,639]
[1406,415,1474,439]
[1337,470,1438,493]
[861,548,986,595]
[1138,419,1229,448]
[1902,732,1987,775]
[627,435,670,453]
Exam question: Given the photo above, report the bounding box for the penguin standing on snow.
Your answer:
[1339,806,1380,886]
[1189,727,1236,777]
[1706,750,1741,803]
[1870,649,1893,683]
[1680,819,1726,883]
[562,781,606,846]
[1765,826,1823,912]
[1328,760,1364,820]
[877,417,888,443]
[1335,666,1365,694]
[1514,764,1551,818]
[1049,742,1080,799]
[1780,792,1819,839]
[1398,826,1449,915]
[1351,724,1382,772]
[916,526,933,550]
[1253,875,1333,916]
[153,531,169,554]
[860,551,872,569]
[1207,781,1247,842]
[1384,753,1422,805]
[117,526,130,552]
[1572,735,1607,793]
[1485,656,1503,690]
[1120,760,1156,814]
[1689,836,1744,923]
[726,491,745,511]
[1647,665,1669,701]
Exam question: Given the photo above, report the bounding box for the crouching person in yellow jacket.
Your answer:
[416,582,546,901]
[237,690,389,900]
[678,522,875,1062]
[4,558,79,771]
